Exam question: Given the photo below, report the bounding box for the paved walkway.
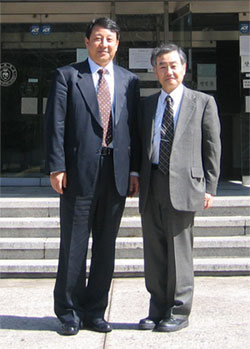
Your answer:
[0,277,250,349]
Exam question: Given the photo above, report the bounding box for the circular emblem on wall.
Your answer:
[30,25,40,36]
[41,25,52,35]
[239,23,250,34]
[0,63,17,87]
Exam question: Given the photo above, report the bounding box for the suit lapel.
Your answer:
[146,93,160,160]
[114,65,128,126]
[76,60,102,128]
[173,86,196,145]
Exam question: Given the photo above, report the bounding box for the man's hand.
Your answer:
[129,175,139,197]
[204,192,213,209]
[50,171,67,194]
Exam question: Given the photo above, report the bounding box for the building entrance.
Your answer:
[1,1,249,185]
[1,21,87,182]
[2,47,76,178]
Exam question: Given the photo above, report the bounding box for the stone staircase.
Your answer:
[0,192,250,277]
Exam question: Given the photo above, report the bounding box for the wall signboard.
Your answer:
[243,79,250,89]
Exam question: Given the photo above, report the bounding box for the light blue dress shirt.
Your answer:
[88,57,115,106]
[152,84,184,164]
[88,57,115,147]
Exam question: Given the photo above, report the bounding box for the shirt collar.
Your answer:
[88,57,114,76]
[159,83,184,106]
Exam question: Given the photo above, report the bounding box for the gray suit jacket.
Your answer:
[132,86,221,213]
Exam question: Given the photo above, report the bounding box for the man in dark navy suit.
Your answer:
[45,17,139,336]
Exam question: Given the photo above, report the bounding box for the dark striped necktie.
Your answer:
[158,95,174,175]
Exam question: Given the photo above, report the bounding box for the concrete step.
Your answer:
[0,257,249,277]
[0,216,249,237]
[0,196,249,217]
[197,196,250,216]
[0,183,249,277]
[0,198,59,218]
[1,236,250,259]
[120,216,250,237]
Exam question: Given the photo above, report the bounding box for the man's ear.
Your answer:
[84,37,89,48]
[115,40,120,52]
[153,66,157,77]
[183,63,187,75]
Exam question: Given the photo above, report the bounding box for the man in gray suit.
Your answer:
[130,43,221,332]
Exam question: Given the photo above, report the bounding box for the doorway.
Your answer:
[1,22,86,180]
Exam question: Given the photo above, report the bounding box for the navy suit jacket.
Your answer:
[45,59,140,197]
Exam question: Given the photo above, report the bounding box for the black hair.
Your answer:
[85,17,120,40]
[151,43,187,67]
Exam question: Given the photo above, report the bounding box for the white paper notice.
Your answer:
[77,48,88,63]
[240,36,250,56]
[246,96,250,113]
[241,56,250,73]
[21,97,38,114]
[129,49,153,69]
[43,98,48,114]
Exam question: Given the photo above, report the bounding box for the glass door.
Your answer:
[171,3,193,88]
[1,19,87,181]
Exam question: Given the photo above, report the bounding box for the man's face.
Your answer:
[154,50,186,94]
[85,25,119,67]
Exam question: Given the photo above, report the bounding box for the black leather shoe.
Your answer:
[84,318,112,333]
[138,317,159,330]
[61,322,80,336]
[154,317,189,332]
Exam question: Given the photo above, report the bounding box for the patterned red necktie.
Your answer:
[158,95,174,175]
[97,69,112,146]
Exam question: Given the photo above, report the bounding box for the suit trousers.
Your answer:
[54,154,126,324]
[141,168,195,320]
